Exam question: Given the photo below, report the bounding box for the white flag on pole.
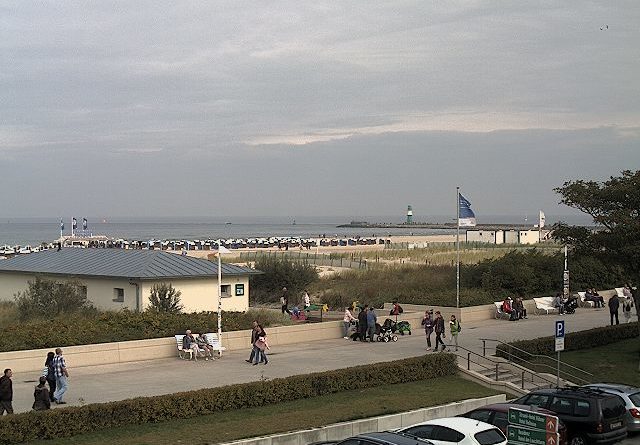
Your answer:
[539,210,546,229]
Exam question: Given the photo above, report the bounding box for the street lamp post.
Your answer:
[217,244,231,356]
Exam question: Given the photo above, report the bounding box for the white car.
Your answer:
[396,417,507,445]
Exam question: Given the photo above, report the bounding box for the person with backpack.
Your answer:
[449,315,461,352]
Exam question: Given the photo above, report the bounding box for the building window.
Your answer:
[113,288,125,302]
[235,284,245,296]
[221,285,231,297]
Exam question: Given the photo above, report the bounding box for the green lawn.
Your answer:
[553,337,640,387]
[26,376,502,445]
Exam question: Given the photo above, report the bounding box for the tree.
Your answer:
[552,170,640,367]
[14,276,93,321]
[147,283,183,314]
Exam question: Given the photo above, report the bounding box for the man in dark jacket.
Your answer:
[0,368,13,415]
[608,295,620,325]
[357,305,369,341]
[434,312,446,352]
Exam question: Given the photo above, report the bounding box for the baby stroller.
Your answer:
[563,297,578,315]
[377,319,399,342]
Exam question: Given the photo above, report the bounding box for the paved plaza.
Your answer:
[7,307,622,414]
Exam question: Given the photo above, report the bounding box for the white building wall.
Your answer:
[465,230,496,244]
[494,230,504,244]
[519,230,540,245]
[0,273,250,313]
[504,230,519,244]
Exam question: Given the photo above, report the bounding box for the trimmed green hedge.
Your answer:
[0,354,456,444]
[0,310,283,353]
[496,322,639,359]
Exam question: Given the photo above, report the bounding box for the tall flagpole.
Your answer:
[217,244,223,357]
[456,186,460,309]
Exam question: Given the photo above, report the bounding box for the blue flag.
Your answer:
[458,193,476,227]
[72,217,77,230]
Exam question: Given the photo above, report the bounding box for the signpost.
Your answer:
[555,320,565,386]
[508,408,560,445]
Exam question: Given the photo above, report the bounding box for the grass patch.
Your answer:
[549,337,640,387]
[24,376,502,445]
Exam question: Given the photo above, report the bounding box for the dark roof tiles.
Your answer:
[0,248,259,280]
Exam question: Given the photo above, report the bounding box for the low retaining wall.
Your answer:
[219,394,507,445]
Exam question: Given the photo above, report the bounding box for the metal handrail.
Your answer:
[478,338,593,384]
[445,343,558,390]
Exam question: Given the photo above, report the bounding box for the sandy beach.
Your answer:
[183,234,457,259]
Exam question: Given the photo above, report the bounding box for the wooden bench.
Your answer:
[494,302,510,320]
[533,297,558,315]
[205,332,226,357]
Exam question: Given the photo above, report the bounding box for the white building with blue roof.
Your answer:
[0,248,260,312]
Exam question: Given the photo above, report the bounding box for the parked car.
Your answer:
[582,384,640,433]
[308,431,434,445]
[460,403,568,445]
[514,387,628,445]
[396,417,507,445]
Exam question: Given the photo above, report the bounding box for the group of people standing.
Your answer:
[608,284,635,325]
[421,310,461,352]
[340,305,378,341]
[0,347,69,416]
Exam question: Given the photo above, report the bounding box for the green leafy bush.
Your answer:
[0,309,286,352]
[250,257,318,303]
[0,354,457,444]
[496,322,639,359]
[147,283,183,314]
[13,276,94,321]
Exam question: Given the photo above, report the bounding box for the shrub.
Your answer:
[0,308,289,353]
[147,283,183,314]
[496,322,639,359]
[0,354,457,444]
[13,276,94,321]
[250,257,318,303]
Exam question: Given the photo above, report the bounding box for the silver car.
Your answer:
[583,383,640,433]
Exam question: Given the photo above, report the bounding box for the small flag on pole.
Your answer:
[82,218,88,230]
[539,210,545,229]
[60,219,64,231]
[72,218,77,230]
[458,193,477,227]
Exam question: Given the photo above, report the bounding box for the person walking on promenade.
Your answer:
[358,305,368,341]
[623,295,634,323]
[44,351,56,402]
[0,369,13,415]
[253,335,269,365]
[449,315,461,352]
[52,348,69,404]
[367,306,377,343]
[303,290,310,309]
[33,376,51,411]
[608,294,620,325]
[343,307,356,339]
[246,321,266,363]
[421,310,433,351]
[280,287,291,315]
[434,311,446,352]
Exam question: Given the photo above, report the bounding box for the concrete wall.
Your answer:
[219,395,507,445]
[519,230,540,245]
[0,272,250,312]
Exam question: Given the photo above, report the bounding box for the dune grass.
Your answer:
[24,376,502,445]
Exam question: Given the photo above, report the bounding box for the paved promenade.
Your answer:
[8,307,618,414]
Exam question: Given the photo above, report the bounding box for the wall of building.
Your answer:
[465,230,496,243]
[0,273,250,312]
[519,230,540,245]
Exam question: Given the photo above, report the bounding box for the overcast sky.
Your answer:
[1,1,639,220]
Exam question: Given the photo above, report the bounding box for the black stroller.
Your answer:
[562,297,578,315]
[377,319,399,342]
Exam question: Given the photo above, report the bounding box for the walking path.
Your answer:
[9,307,617,414]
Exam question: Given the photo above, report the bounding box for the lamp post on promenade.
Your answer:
[217,244,231,356]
